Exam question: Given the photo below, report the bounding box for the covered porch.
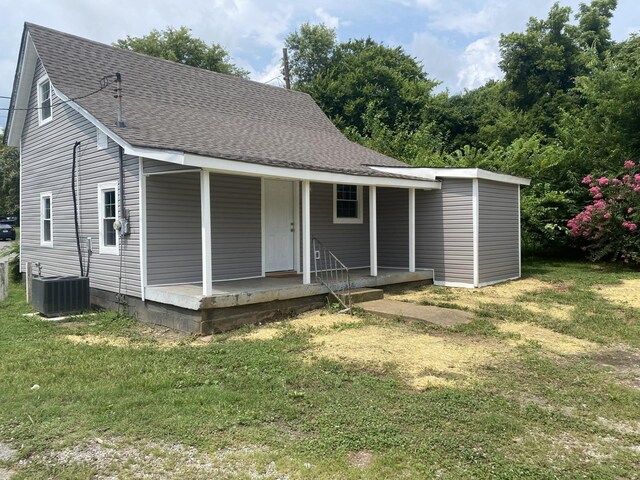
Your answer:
[145,267,433,311]
[140,159,440,315]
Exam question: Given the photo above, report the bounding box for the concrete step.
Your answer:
[337,288,384,304]
[358,299,473,327]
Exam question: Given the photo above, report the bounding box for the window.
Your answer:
[96,129,108,150]
[40,192,53,246]
[98,182,119,255]
[333,184,363,224]
[37,77,53,125]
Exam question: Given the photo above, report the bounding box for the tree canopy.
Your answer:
[285,24,437,137]
[115,27,249,77]
[285,0,639,257]
[0,132,19,217]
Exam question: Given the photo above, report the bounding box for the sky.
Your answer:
[1,0,639,127]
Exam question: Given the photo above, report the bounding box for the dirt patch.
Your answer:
[0,468,14,480]
[596,417,640,435]
[595,279,640,309]
[309,325,510,389]
[592,349,640,389]
[347,450,373,469]
[64,325,203,349]
[19,437,286,480]
[240,311,361,341]
[0,443,17,462]
[526,431,619,462]
[388,278,574,321]
[65,335,136,348]
[499,322,598,354]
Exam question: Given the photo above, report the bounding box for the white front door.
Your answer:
[264,179,295,272]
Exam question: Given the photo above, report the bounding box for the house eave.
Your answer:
[371,166,531,186]
[5,30,37,147]
[44,90,442,190]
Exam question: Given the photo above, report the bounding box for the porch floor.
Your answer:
[145,268,433,311]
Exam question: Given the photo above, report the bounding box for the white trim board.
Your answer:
[371,166,530,186]
[472,178,479,288]
[5,32,37,147]
[433,280,476,289]
[138,158,147,301]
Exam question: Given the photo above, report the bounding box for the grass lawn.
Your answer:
[1,260,639,479]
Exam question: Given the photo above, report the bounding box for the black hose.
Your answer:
[71,141,84,277]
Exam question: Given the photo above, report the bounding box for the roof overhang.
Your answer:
[54,88,441,190]
[5,30,37,147]
[371,166,531,186]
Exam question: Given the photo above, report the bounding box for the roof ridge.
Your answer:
[24,22,310,98]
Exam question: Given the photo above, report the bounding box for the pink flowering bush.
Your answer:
[568,160,640,264]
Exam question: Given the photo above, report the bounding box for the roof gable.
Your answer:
[15,23,407,175]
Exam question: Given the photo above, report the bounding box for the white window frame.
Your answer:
[333,184,363,224]
[40,192,53,247]
[98,181,120,255]
[96,128,108,150]
[37,76,53,126]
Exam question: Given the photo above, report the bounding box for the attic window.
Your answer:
[96,129,108,150]
[333,184,363,224]
[37,77,52,125]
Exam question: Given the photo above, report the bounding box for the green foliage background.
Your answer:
[286,0,636,257]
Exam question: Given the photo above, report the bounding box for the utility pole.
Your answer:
[282,48,291,90]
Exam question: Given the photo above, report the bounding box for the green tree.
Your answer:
[0,132,19,216]
[115,27,248,77]
[285,23,336,86]
[286,27,437,137]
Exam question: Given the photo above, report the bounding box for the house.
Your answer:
[4,23,530,333]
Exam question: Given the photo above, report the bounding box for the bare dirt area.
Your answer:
[240,311,362,342]
[236,306,605,390]
[18,437,287,480]
[387,278,576,321]
[591,348,640,390]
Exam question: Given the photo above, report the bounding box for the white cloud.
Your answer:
[456,35,502,90]
[408,31,459,92]
[314,7,340,29]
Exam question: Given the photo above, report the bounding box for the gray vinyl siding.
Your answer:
[143,158,199,175]
[377,187,409,268]
[146,172,201,285]
[308,183,370,269]
[20,58,141,297]
[146,172,261,284]
[478,180,520,284]
[211,174,262,280]
[416,179,474,285]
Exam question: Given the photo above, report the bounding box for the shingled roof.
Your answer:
[22,23,409,176]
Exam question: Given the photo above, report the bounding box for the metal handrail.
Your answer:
[312,237,352,313]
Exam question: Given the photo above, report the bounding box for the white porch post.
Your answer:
[409,187,416,273]
[302,180,311,285]
[369,185,378,277]
[200,170,213,295]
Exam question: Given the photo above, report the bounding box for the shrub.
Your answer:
[567,160,640,264]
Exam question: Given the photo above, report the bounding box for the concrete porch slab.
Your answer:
[145,268,433,311]
[358,299,473,327]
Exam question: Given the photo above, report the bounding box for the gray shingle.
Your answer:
[26,23,409,176]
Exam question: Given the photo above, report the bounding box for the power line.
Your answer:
[0,74,117,112]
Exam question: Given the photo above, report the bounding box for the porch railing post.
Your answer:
[369,185,377,277]
[409,187,416,273]
[302,180,311,285]
[200,170,213,295]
